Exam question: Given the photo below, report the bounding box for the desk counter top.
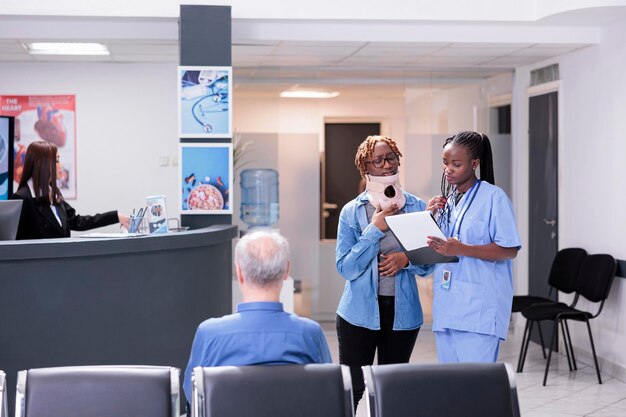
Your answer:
[0,225,237,261]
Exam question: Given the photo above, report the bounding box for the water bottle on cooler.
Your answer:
[240,169,279,228]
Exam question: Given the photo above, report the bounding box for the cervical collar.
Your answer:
[365,173,406,210]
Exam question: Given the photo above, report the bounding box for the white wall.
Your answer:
[404,83,491,199]
[0,62,179,230]
[511,17,626,380]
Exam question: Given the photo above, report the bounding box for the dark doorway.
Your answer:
[322,122,380,240]
[496,104,512,134]
[528,91,559,347]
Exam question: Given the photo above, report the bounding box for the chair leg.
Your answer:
[585,319,602,384]
[564,321,577,370]
[560,320,573,371]
[537,324,547,359]
[543,320,559,386]
[517,320,533,372]
[517,320,531,372]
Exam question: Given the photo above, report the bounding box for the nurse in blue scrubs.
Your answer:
[426,131,521,363]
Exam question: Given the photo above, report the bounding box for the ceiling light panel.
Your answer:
[25,42,109,55]
[280,91,339,98]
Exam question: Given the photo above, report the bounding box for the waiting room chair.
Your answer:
[192,364,353,417]
[15,365,179,417]
[363,363,520,417]
[520,254,617,385]
[515,247,587,370]
[1,370,6,417]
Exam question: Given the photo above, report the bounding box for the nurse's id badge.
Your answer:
[441,269,451,290]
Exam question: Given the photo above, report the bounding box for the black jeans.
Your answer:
[336,296,419,410]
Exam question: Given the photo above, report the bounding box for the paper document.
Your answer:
[79,232,144,238]
[385,211,458,264]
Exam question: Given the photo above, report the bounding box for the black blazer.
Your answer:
[12,186,119,240]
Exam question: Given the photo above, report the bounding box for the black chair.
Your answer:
[1,370,6,417]
[520,254,617,385]
[15,365,180,417]
[362,363,521,417]
[515,247,587,371]
[191,364,353,417]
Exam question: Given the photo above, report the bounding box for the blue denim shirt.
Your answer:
[336,191,434,330]
[183,302,332,401]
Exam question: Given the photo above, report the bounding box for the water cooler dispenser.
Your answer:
[240,168,279,228]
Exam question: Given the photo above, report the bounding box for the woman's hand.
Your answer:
[371,203,398,232]
[118,213,130,230]
[427,236,463,257]
[378,252,409,276]
[427,237,519,261]
[427,195,447,214]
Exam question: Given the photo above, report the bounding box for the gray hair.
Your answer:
[234,231,290,288]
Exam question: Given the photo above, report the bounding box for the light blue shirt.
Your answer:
[336,191,434,331]
[432,181,521,340]
[183,302,332,401]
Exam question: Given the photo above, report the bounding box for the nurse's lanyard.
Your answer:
[448,179,481,240]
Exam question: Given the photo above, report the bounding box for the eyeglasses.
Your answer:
[366,153,399,168]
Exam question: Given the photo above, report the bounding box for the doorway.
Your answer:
[528,90,559,346]
[321,122,381,240]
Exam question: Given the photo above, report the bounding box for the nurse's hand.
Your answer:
[371,203,398,232]
[378,252,409,276]
[118,213,130,230]
[427,195,446,214]
[427,236,463,256]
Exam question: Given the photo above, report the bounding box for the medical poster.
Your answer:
[0,117,12,200]
[0,95,77,199]
[179,143,232,214]
[178,66,232,138]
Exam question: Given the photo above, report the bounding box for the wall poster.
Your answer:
[0,95,77,199]
[178,66,232,138]
[179,143,233,214]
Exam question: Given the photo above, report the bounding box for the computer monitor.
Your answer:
[0,200,22,240]
[0,116,15,200]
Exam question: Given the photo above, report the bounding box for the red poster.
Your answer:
[0,95,77,199]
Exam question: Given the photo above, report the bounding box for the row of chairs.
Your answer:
[512,249,617,385]
[0,363,521,417]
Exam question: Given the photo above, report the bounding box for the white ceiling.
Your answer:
[0,35,589,87]
[231,41,587,86]
[1,3,624,94]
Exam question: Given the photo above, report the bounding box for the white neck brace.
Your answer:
[365,173,406,210]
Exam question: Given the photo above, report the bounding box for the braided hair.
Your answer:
[354,135,402,177]
[438,131,495,227]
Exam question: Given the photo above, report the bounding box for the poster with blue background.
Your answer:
[178,66,232,138]
[0,116,12,200]
[180,143,232,214]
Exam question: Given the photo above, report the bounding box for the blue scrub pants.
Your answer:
[435,329,501,363]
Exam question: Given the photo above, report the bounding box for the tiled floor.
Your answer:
[321,322,626,417]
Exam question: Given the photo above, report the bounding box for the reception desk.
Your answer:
[0,225,237,413]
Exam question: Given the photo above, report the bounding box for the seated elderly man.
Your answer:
[183,230,332,402]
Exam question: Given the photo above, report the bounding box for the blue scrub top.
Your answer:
[432,181,521,340]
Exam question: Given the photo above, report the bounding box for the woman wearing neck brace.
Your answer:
[335,135,434,410]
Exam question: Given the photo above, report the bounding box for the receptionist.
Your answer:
[12,140,129,240]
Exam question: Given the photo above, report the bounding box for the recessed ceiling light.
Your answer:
[25,42,110,56]
[280,91,340,99]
